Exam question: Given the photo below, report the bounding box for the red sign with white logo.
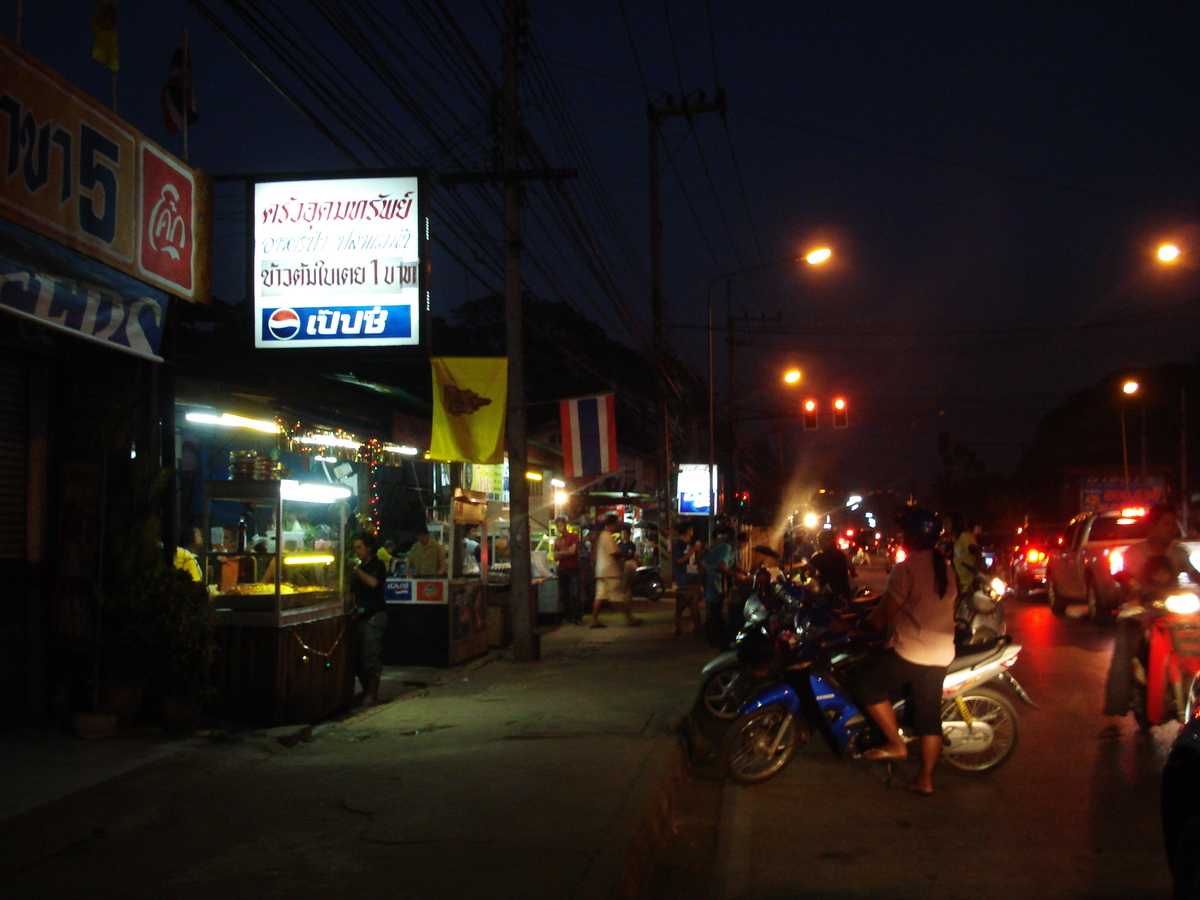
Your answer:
[138,143,195,294]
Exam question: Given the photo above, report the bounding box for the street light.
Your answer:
[706,249,831,545]
[1121,380,1139,498]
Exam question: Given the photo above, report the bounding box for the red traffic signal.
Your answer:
[803,399,818,430]
[832,397,848,428]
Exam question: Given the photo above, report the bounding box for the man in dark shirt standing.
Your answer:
[809,529,857,603]
[350,532,389,705]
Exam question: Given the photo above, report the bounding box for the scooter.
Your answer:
[721,593,1037,785]
[696,555,874,723]
[956,572,1010,646]
[629,565,665,601]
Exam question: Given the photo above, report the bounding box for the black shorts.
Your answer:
[854,648,947,737]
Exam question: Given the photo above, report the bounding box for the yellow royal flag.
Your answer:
[91,0,119,72]
[429,357,508,464]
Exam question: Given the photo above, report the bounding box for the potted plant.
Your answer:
[140,564,219,733]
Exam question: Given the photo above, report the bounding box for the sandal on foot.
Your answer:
[863,747,908,761]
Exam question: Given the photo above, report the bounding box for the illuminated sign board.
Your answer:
[677,463,718,515]
[252,172,426,349]
[0,33,211,304]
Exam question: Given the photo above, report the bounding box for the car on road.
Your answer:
[1045,508,1151,621]
[1006,523,1067,597]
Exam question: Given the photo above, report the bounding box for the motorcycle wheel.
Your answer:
[939,686,1019,773]
[698,668,751,722]
[723,704,807,785]
[642,576,664,601]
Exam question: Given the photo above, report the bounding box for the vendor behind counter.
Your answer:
[407,525,448,576]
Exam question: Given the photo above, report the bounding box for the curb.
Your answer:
[578,733,689,900]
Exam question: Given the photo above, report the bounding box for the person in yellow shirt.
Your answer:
[173,527,203,582]
[406,525,447,576]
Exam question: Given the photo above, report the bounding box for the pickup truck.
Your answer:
[1046,508,1200,621]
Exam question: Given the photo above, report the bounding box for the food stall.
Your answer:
[201,478,355,725]
[383,489,489,666]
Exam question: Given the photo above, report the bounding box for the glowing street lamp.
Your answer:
[706,248,832,544]
[1121,380,1140,498]
[1158,243,1182,263]
[783,369,802,385]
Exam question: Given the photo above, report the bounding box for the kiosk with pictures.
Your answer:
[384,488,489,666]
[201,478,355,725]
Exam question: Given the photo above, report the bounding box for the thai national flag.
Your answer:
[560,393,617,477]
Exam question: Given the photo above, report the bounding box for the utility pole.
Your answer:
[648,90,725,561]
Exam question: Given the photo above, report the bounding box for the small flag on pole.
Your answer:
[560,393,617,477]
[90,0,119,72]
[161,39,199,135]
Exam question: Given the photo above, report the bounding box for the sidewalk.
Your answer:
[0,600,712,900]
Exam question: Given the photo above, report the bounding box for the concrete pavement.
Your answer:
[0,599,715,900]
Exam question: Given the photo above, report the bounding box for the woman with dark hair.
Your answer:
[854,507,958,795]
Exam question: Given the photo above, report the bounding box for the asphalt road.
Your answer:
[654,562,1177,900]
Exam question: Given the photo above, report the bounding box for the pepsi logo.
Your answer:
[267,308,301,340]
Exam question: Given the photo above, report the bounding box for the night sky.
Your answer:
[15,2,1200,503]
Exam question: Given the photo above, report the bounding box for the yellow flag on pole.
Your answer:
[91,0,119,71]
[429,358,507,464]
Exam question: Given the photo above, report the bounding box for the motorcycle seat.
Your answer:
[949,634,1011,671]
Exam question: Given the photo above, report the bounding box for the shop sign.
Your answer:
[0,34,211,304]
[0,226,169,360]
[1080,474,1165,512]
[252,172,425,349]
[385,577,413,602]
[677,463,718,515]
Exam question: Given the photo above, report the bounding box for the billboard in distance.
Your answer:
[252,172,425,349]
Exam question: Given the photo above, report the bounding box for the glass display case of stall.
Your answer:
[200,478,356,727]
[201,479,348,619]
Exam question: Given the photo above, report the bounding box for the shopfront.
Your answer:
[0,34,210,727]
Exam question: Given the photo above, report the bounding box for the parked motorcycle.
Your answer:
[696,556,875,724]
[628,565,665,601]
[720,590,1037,785]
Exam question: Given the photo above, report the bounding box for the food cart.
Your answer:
[383,490,489,666]
[201,479,355,725]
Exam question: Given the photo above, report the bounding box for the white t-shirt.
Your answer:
[594,529,622,579]
[883,549,958,667]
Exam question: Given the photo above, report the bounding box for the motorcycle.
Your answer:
[721,591,1037,785]
[696,552,874,724]
[956,573,1010,646]
[628,564,665,601]
[1124,583,1200,730]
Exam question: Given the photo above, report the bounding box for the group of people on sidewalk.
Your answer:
[553,513,643,628]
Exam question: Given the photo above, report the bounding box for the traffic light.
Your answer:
[803,399,818,430]
[832,397,848,428]
[734,490,750,509]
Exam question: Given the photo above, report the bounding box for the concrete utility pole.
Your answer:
[445,2,575,660]
[648,90,725,567]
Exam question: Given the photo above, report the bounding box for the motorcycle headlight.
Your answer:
[745,594,768,625]
[990,577,1008,597]
[1164,592,1200,615]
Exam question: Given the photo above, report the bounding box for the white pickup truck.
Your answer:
[1046,507,1200,622]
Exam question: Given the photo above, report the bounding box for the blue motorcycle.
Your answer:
[721,596,1037,785]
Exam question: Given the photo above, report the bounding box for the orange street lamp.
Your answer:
[783,369,802,385]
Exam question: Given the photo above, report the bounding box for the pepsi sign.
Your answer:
[259,304,413,346]
[252,172,425,349]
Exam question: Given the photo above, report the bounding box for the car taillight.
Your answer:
[895,548,907,563]
[1026,548,1045,564]
[1109,546,1126,577]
